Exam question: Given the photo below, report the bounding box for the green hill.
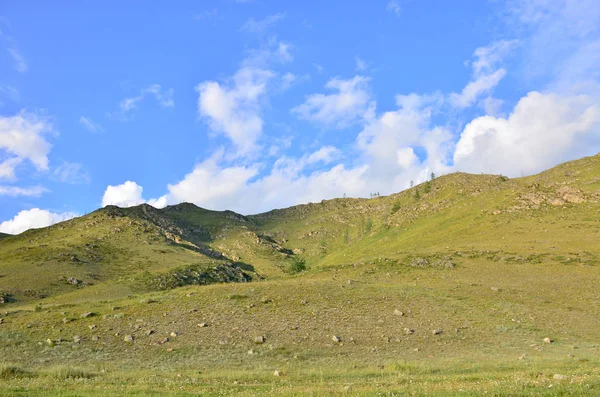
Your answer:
[1,154,599,395]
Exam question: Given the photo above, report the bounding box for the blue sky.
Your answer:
[1,0,599,233]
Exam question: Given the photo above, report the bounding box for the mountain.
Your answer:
[1,154,599,305]
[1,154,599,395]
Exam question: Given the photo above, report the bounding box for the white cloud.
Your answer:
[8,48,27,73]
[193,9,218,21]
[243,40,293,67]
[119,84,174,115]
[0,111,53,175]
[454,91,600,176]
[0,185,48,197]
[396,147,417,169]
[79,116,103,133]
[0,158,22,180]
[52,162,91,184]
[240,13,285,34]
[292,76,375,127]
[0,208,77,235]
[196,67,274,155]
[355,57,367,72]
[164,154,259,211]
[306,146,339,165]
[101,181,145,207]
[0,85,20,105]
[449,40,518,109]
[387,0,401,16]
[357,93,443,167]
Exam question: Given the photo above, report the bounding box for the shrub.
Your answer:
[51,366,95,380]
[390,201,401,214]
[0,365,29,380]
[289,257,307,274]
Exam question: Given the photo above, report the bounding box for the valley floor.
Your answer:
[1,256,599,395]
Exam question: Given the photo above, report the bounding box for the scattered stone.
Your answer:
[300,300,308,305]
[550,198,565,206]
[73,335,81,343]
[254,336,266,344]
[544,337,553,344]
[62,317,70,324]
[553,374,568,381]
[88,324,97,330]
[0,317,3,324]
[80,312,94,318]
[413,348,420,352]
[393,309,404,316]
[261,298,272,304]
[188,308,198,313]
[432,329,442,335]
[92,336,100,342]
[519,353,527,360]
[167,348,174,352]
[273,370,282,377]
[332,335,342,343]
[67,277,81,285]
[145,330,154,336]
[170,331,179,338]
[197,323,208,328]
[140,298,158,304]
[492,210,502,215]
[124,335,134,343]
[46,338,54,346]
[158,337,169,345]
[491,287,500,292]
[247,349,254,355]
[186,292,195,297]
[404,328,415,335]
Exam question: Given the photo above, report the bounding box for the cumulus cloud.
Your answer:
[101,181,145,207]
[79,116,103,133]
[197,67,274,155]
[0,208,77,235]
[292,76,375,127]
[0,111,53,176]
[454,91,600,176]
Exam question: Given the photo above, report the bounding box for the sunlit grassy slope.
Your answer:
[1,153,599,395]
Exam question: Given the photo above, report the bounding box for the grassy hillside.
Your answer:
[1,153,599,395]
